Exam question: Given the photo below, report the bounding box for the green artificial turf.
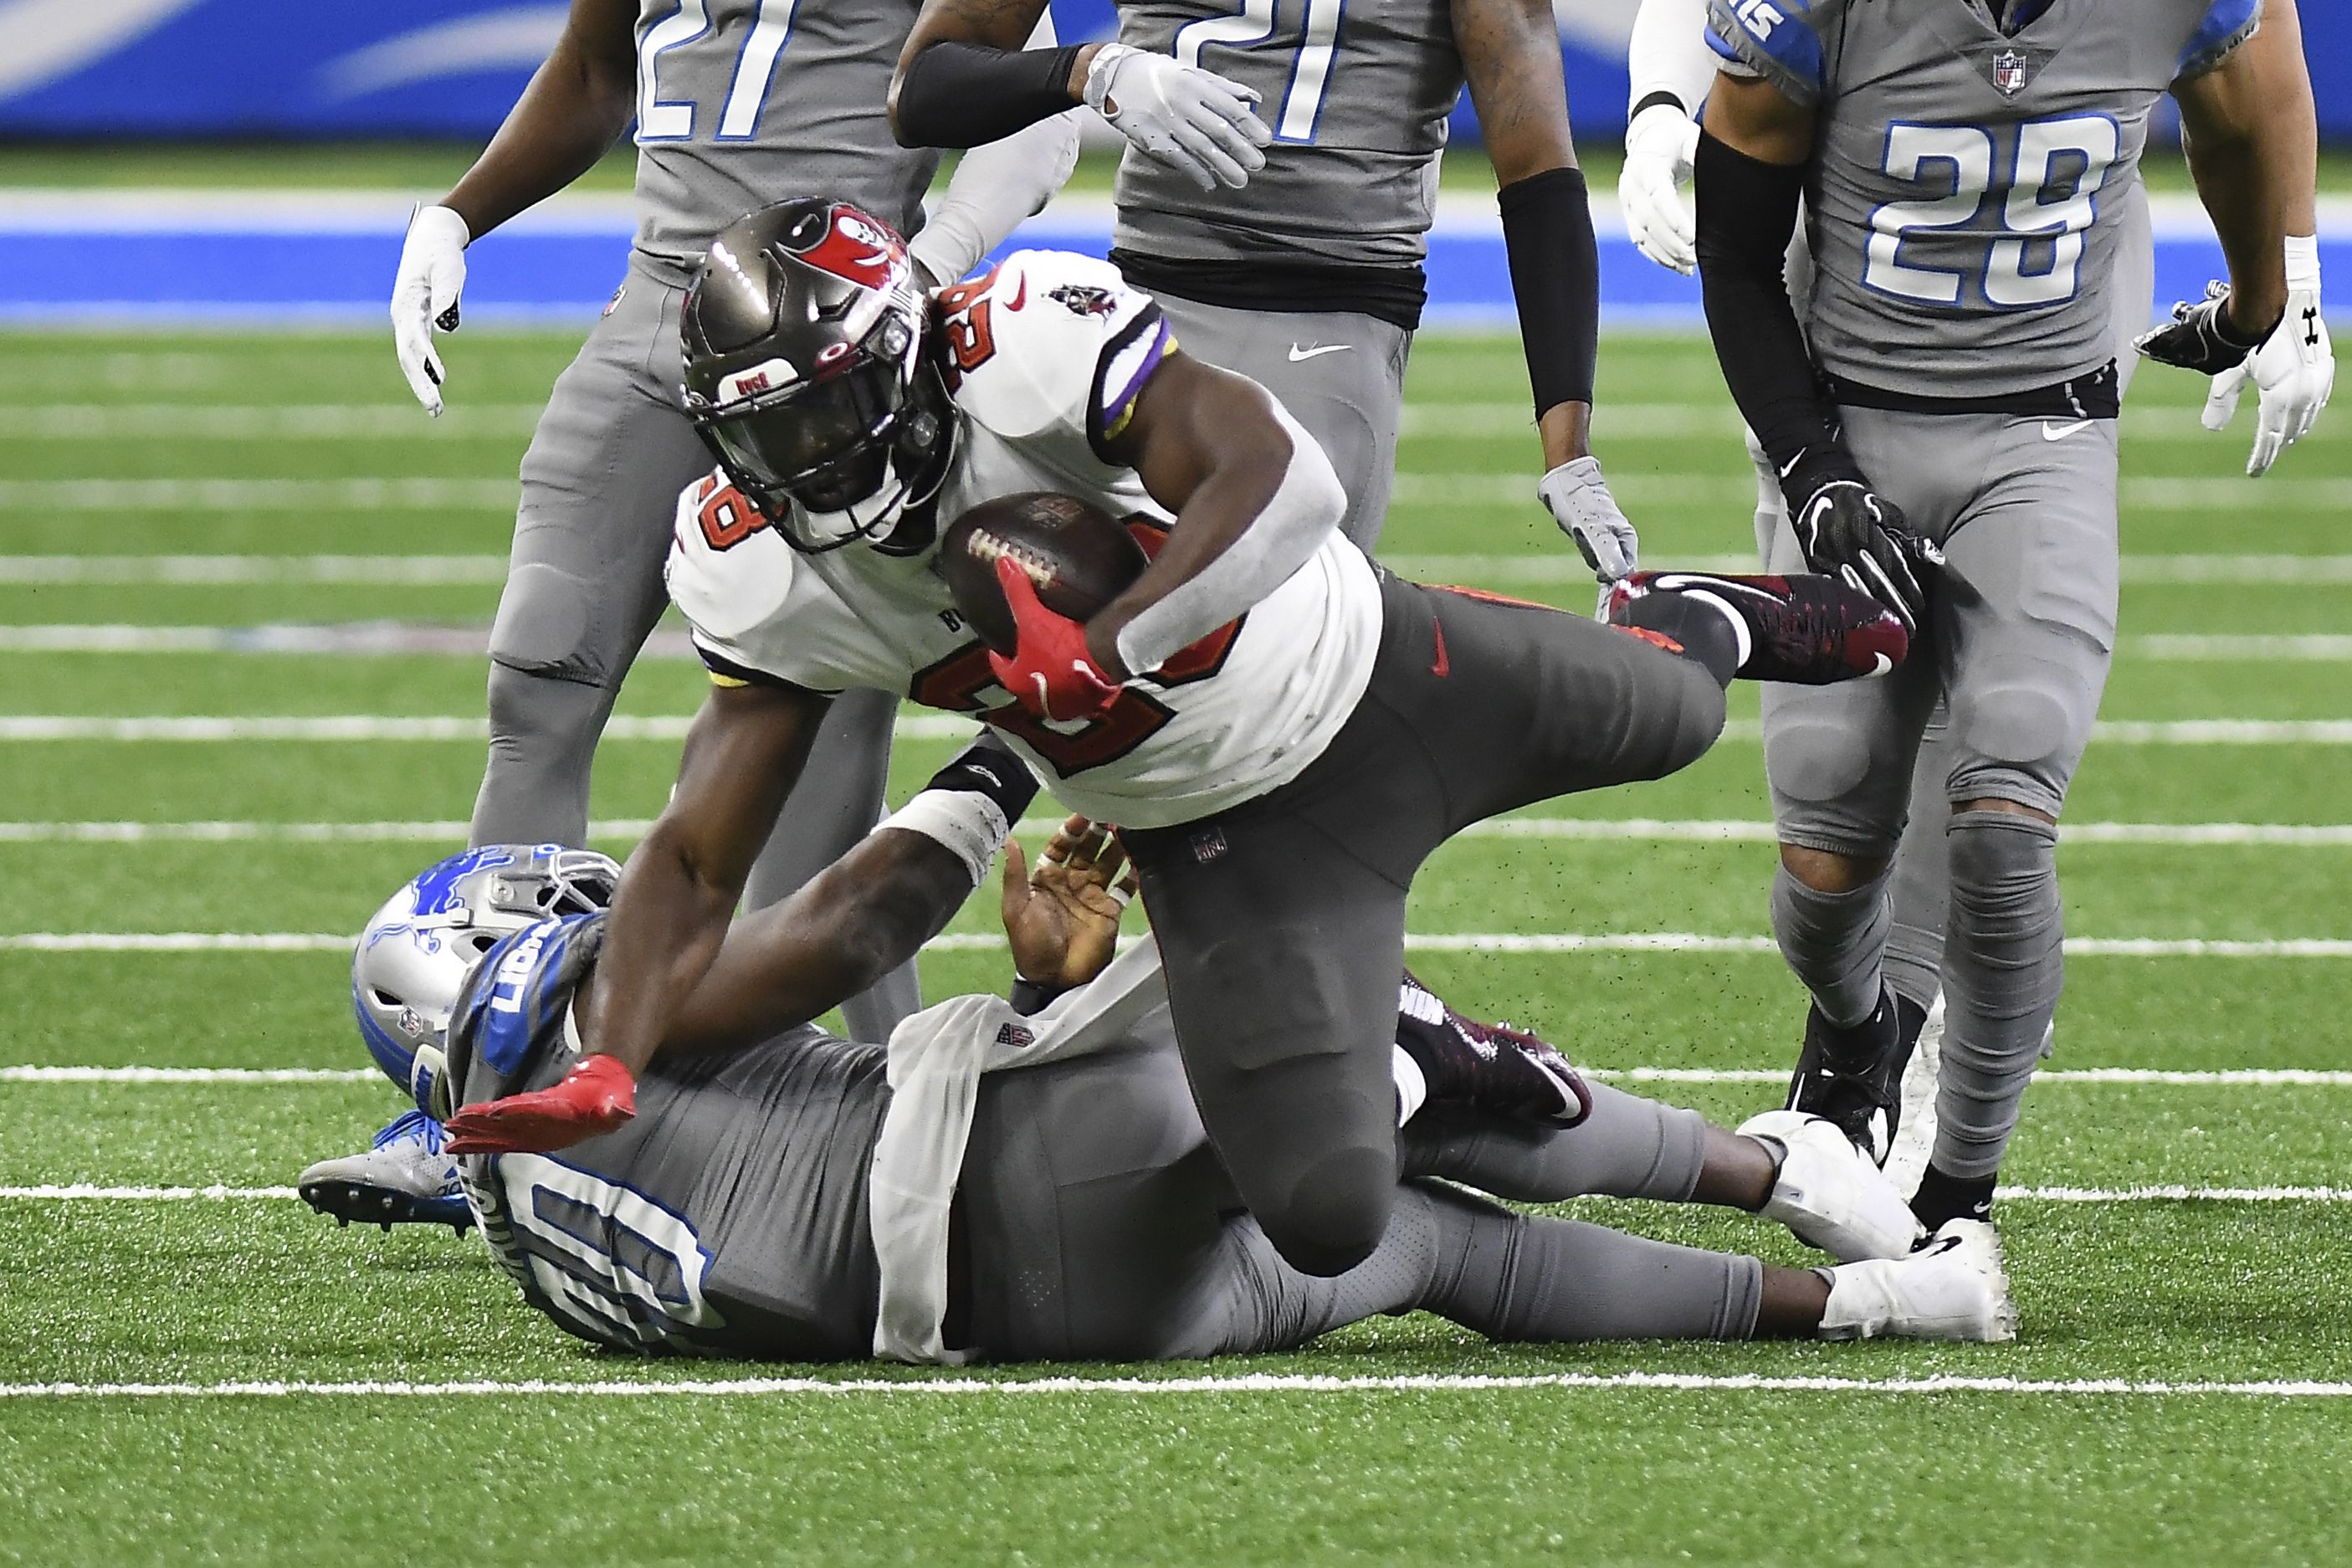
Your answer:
[3,324,2351,1563]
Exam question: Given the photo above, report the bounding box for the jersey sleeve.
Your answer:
[2174,0,2261,81]
[1704,0,1837,106]
[940,249,1176,463]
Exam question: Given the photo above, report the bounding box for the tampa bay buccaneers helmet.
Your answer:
[352,844,620,1117]
[680,199,954,554]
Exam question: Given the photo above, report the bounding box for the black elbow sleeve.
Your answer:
[1498,166,1600,418]
[895,40,1083,149]
[1694,131,1852,482]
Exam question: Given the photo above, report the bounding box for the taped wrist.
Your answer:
[895,41,1084,149]
[1498,167,1599,418]
[874,737,1040,888]
[1113,401,1345,675]
[1694,131,1844,476]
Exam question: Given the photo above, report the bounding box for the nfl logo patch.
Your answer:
[1991,49,2028,95]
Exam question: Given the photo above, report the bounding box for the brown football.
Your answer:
[939,491,1151,655]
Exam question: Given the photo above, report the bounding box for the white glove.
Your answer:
[390,204,470,417]
[2204,237,2334,478]
[1540,457,1639,583]
[1619,102,1701,276]
[1083,44,1269,192]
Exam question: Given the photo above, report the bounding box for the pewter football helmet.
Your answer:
[353,845,620,1116]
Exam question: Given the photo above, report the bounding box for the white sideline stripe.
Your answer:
[0,714,981,741]
[1381,552,2352,587]
[0,479,515,510]
[0,1067,375,1083]
[1398,402,2352,444]
[0,406,546,440]
[8,817,2352,847]
[0,556,508,585]
[2,1371,2350,1399]
[9,932,2352,956]
[1389,473,2352,512]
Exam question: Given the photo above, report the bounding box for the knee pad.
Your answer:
[489,562,606,684]
[1258,1146,1397,1278]
[1765,717,1877,805]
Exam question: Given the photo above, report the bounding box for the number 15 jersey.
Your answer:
[1706,0,2260,398]
[665,249,1384,830]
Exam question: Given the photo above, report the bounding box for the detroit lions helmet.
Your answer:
[680,198,953,556]
[353,845,620,1117]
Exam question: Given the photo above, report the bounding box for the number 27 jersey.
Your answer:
[1708,0,2259,398]
[665,249,1383,831]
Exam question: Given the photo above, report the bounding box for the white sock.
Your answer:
[1391,1045,1427,1126]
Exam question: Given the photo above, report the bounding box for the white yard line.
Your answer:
[1389,474,2352,511]
[0,406,545,439]
[0,479,515,510]
[8,817,2352,846]
[0,1186,299,1200]
[1,1371,2349,1398]
[0,1067,375,1083]
[1398,402,2352,443]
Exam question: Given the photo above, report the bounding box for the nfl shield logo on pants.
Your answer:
[1991,49,2028,95]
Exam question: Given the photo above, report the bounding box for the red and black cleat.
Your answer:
[1606,571,1909,684]
[1396,971,1591,1128]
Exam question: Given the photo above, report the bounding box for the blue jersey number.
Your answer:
[637,0,803,144]
[1175,0,1345,146]
[1863,114,2120,310]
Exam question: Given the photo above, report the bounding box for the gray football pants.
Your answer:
[961,1036,1760,1361]
[1760,411,2119,1178]
[1150,294,1411,551]
[472,257,918,1041]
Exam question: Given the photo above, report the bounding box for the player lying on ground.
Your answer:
[438,201,1920,1284]
[309,797,2014,1359]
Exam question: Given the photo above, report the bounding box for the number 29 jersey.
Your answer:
[1706,0,2260,398]
[665,249,1384,830]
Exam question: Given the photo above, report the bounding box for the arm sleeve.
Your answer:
[1692,129,1853,484]
[1629,0,1724,118]
[1498,167,1600,419]
[895,9,1078,151]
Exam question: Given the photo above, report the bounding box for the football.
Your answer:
[939,491,1150,654]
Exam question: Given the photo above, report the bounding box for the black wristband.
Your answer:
[1008,975,1072,1016]
[1775,444,1868,514]
[925,732,1040,824]
[1694,130,1847,478]
[1498,167,1600,419]
[1630,90,1688,120]
[894,41,1084,150]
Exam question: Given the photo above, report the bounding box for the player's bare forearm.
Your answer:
[1089,352,1294,677]
[577,681,828,1074]
[2175,7,2318,337]
[1704,72,1813,167]
[664,828,974,1053]
[440,0,639,238]
[1456,0,1578,185]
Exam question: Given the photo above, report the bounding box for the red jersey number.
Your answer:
[696,483,764,551]
[936,269,999,377]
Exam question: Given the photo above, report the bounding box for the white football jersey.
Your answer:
[666,249,1383,829]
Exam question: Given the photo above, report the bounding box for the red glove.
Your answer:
[986,556,1122,723]
[443,1053,637,1155]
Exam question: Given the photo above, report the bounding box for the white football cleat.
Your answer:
[1818,1218,2018,1343]
[1740,1109,1925,1262]
[1882,990,1945,1202]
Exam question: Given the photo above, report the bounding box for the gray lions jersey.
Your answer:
[1706,0,2260,397]
[1112,0,1464,268]
[630,0,940,285]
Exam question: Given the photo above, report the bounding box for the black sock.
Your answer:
[1612,591,1742,687]
[1911,1164,1997,1231]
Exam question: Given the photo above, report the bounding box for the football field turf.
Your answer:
[3,326,2349,1564]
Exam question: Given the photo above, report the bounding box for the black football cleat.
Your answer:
[1786,985,1929,1167]
[1606,571,1909,684]
[1396,971,1591,1127]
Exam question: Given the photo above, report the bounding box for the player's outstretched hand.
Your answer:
[390,205,469,417]
[443,1053,636,1155]
[1002,817,1138,991]
[1786,477,1940,638]
[1619,103,1701,275]
[2142,277,2335,479]
[987,556,1123,724]
[1539,456,1639,584]
[1083,44,1270,192]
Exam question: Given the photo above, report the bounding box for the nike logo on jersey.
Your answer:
[2041,419,2093,441]
[1287,343,1350,362]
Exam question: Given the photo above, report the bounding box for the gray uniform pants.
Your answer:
[474,257,918,1041]
[960,1036,1760,1361]
[1149,294,1412,551]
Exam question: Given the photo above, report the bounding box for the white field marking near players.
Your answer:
[0,1067,375,1083]
[1388,474,2352,512]
[4,716,2352,745]
[5,1371,2352,1399]
[0,405,547,440]
[8,817,2352,847]
[10,932,2351,957]
[1398,402,2352,443]
[1381,553,2352,587]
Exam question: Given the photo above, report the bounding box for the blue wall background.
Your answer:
[3,0,2349,140]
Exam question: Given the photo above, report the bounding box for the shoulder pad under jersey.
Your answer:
[936,250,1171,451]
[664,470,796,643]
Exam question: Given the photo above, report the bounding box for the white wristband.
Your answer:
[874,788,1008,889]
[2285,233,2321,292]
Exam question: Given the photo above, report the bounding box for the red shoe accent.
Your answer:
[1615,625,1684,654]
